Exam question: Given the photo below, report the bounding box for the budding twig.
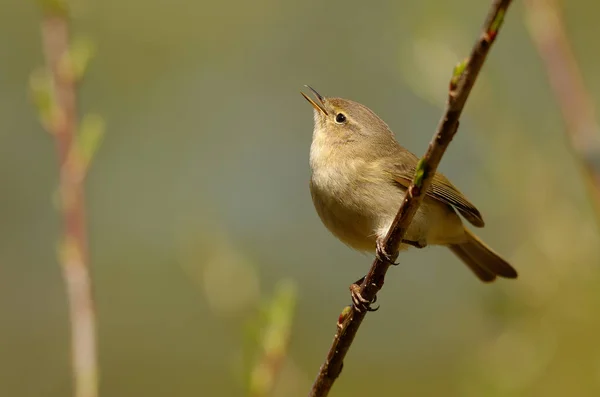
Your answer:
[34,2,101,397]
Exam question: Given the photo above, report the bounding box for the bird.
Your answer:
[301,86,517,302]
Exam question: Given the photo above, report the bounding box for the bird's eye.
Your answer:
[335,113,347,124]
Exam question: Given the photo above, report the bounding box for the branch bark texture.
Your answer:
[308,1,513,396]
[39,7,99,397]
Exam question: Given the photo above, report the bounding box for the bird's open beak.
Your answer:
[301,85,328,115]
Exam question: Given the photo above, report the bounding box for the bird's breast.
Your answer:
[309,148,398,251]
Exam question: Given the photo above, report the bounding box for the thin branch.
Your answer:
[524,0,600,222]
[308,1,513,396]
[37,4,99,397]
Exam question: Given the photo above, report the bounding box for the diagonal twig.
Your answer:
[308,1,513,396]
[524,0,600,223]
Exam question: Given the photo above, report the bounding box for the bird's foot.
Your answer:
[376,239,398,265]
[350,277,379,313]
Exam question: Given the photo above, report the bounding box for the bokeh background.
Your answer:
[2,0,600,396]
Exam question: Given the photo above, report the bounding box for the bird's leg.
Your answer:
[376,237,427,266]
[349,276,379,313]
[401,239,427,249]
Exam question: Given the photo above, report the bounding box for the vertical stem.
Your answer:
[40,12,99,397]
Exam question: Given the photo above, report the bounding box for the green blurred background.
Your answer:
[2,0,600,396]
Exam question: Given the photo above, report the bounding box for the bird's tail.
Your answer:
[448,229,518,282]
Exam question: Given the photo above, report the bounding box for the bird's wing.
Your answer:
[388,160,485,228]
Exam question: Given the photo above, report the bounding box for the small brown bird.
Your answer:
[302,86,517,283]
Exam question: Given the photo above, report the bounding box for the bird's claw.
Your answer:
[376,239,398,265]
[350,283,379,313]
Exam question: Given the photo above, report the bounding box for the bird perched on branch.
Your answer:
[302,86,517,292]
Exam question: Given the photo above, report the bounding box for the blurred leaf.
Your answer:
[77,113,105,172]
[37,0,70,15]
[246,279,297,397]
[29,68,60,132]
[61,37,95,81]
